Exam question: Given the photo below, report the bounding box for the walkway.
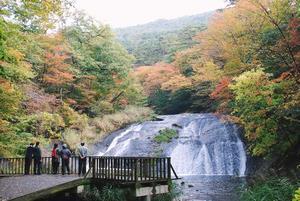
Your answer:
[0,175,88,201]
[0,156,176,201]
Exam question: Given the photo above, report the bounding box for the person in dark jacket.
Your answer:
[24,143,34,175]
[51,143,60,174]
[61,144,71,175]
[33,142,42,175]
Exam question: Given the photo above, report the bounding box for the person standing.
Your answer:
[61,144,71,175]
[33,142,42,175]
[78,142,88,176]
[24,143,34,175]
[51,143,60,174]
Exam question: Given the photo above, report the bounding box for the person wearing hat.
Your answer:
[77,142,88,176]
[24,143,34,175]
[61,144,71,175]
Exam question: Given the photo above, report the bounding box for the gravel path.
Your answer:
[0,175,81,201]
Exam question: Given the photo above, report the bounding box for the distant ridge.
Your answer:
[115,11,215,65]
[115,11,214,35]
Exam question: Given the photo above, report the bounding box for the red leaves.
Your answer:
[210,77,232,100]
[289,18,300,50]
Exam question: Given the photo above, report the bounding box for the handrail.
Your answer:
[0,156,178,183]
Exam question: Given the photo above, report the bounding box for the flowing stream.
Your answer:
[94,113,247,200]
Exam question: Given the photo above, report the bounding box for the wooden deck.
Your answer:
[0,156,178,201]
[0,175,89,201]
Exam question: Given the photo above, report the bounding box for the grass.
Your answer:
[240,177,298,201]
[91,105,155,138]
[154,128,178,143]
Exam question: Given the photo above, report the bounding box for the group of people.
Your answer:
[25,142,88,176]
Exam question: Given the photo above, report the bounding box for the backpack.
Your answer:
[62,155,69,160]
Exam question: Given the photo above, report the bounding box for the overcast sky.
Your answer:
[75,0,227,28]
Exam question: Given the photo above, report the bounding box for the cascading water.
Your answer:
[95,113,247,177]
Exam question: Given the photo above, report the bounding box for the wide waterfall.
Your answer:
[95,113,247,176]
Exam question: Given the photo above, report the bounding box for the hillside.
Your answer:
[115,11,214,65]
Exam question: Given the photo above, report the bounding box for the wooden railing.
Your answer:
[91,157,172,182]
[0,156,178,183]
[0,156,86,175]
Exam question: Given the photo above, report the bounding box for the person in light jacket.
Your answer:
[77,142,88,176]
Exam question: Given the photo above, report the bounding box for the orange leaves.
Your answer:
[210,77,232,100]
[0,78,13,92]
[42,34,74,86]
[134,63,180,95]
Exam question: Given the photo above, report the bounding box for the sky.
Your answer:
[75,0,227,28]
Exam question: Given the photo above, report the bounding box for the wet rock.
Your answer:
[172,123,183,129]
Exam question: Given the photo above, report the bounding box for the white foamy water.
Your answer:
[97,113,247,176]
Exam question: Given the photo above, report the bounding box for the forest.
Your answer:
[0,0,153,156]
[0,0,299,200]
[130,0,300,159]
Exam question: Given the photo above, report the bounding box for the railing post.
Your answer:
[92,158,95,178]
[167,157,171,180]
[134,158,138,182]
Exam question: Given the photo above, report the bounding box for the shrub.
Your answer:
[35,112,65,138]
[240,178,298,201]
[293,188,300,201]
[59,103,88,131]
[81,186,125,201]
[154,128,178,143]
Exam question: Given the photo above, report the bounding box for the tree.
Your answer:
[0,0,73,32]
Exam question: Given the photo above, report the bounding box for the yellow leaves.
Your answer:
[161,75,192,91]
[7,48,24,62]
[192,61,222,82]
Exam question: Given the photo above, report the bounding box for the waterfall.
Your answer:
[96,113,247,177]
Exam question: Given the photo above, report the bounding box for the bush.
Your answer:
[35,112,65,138]
[81,186,125,201]
[14,112,65,139]
[154,128,178,143]
[240,178,298,201]
[293,188,300,201]
[59,103,88,131]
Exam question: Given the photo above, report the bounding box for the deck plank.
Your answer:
[0,175,83,201]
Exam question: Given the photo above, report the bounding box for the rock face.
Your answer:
[95,113,247,176]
